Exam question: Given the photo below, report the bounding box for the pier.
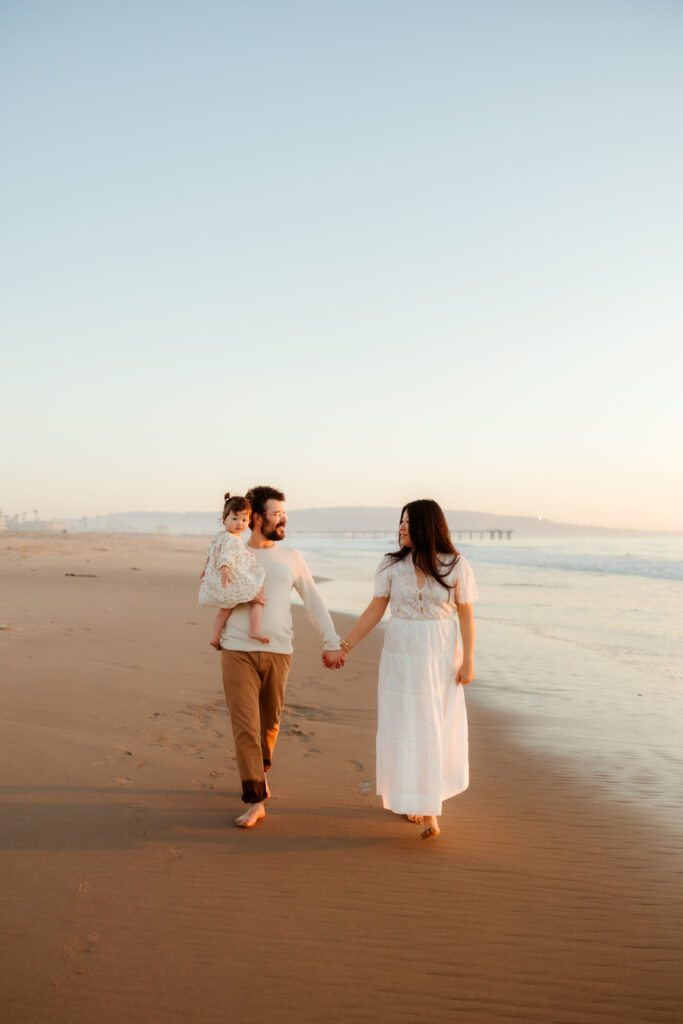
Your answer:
[453,529,514,541]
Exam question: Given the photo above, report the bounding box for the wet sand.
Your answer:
[1,533,681,1023]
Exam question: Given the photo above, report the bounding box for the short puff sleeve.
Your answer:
[216,532,241,566]
[374,556,392,598]
[452,555,478,604]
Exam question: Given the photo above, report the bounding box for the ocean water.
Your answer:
[291,533,683,835]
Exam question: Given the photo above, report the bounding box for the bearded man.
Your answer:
[219,485,343,828]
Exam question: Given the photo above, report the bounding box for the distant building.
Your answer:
[3,519,67,533]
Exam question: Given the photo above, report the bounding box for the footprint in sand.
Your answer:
[141,703,227,757]
[106,748,145,769]
[162,847,182,862]
[349,760,363,772]
[284,702,334,723]
[61,931,99,977]
[61,933,99,962]
[71,875,94,903]
[191,766,226,788]
[106,747,135,763]
[279,708,323,757]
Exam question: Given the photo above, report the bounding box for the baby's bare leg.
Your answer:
[210,607,232,650]
[248,589,269,644]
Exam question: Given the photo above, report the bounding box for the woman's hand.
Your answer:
[220,566,233,588]
[455,602,475,686]
[456,660,475,686]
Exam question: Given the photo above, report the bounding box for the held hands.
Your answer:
[322,649,346,670]
[456,660,475,686]
[220,566,233,588]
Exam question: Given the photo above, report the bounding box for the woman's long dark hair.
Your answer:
[386,499,459,592]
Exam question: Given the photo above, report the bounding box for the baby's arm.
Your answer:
[219,532,245,589]
[218,535,242,588]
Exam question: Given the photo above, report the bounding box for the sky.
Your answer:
[2,0,682,531]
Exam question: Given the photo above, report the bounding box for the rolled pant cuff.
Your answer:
[241,779,268,804]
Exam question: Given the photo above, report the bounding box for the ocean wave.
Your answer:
[461,546,683,582]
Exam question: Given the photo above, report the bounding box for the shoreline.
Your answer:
[1,533,682,1022]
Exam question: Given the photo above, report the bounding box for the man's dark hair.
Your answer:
[245,485,285,528]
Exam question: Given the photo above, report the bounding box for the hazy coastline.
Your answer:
[4,505,681,538]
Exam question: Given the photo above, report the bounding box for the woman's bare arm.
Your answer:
[341,595,390,653]
[455,602,475,685]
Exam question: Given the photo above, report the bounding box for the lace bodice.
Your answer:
[374,553,478,620]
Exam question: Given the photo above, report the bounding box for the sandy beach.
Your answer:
[1,532,681,1024]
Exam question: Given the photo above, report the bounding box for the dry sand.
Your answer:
[1,532,681,1024]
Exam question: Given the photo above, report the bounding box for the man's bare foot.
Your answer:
[249,632,270,644]
[209,639,222,651]
[265,777,271,798]
[235,803,265,829]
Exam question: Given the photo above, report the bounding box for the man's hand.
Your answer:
[322,649,345,670]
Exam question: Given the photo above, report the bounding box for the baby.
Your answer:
[199,492,268,650]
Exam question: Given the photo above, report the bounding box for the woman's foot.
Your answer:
[405,814,423,824]
[421,815,440,840]
[235,803,266,828]
[249,632,270,644]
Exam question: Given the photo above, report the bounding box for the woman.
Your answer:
[340,499,478,840]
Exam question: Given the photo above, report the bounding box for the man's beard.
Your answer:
[262,523,285,542]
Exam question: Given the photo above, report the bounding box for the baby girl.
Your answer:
[199,492,268,649]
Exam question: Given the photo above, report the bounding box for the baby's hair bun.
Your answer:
[224,491,231,500]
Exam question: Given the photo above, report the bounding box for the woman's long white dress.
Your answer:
[374,553,478,816]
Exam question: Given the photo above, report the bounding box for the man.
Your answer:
[219,485,344,828]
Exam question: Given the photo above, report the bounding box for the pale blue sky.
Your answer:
[2,1,682,529]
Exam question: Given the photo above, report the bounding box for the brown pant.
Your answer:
[221,649,291,804]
